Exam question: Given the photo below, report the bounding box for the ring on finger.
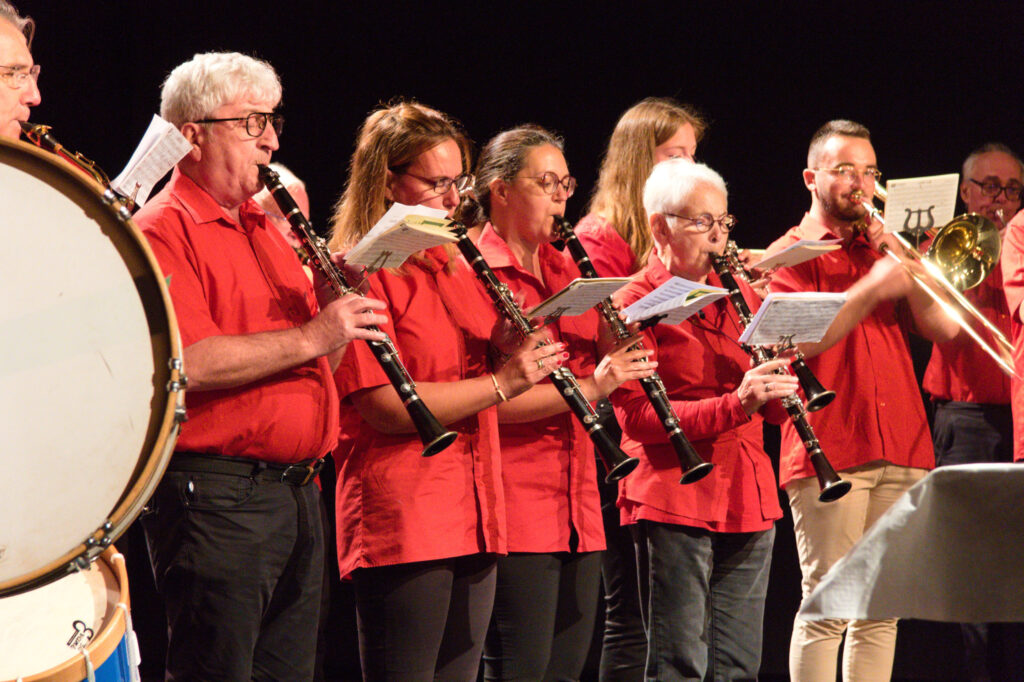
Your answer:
[537,358,545,371]
[766,382,773,391]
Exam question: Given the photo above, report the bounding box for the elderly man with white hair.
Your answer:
[135,52,387,680]
[609,159,792,681]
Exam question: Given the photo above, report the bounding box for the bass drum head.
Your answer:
[0,137,182,595]
[0,546,133,681]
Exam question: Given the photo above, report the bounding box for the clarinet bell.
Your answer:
[810,451,851,502]
[792,356,836,412]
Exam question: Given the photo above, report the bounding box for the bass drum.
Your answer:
[0,547,136,681]
[0,136,184,596]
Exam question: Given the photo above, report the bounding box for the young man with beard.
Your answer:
[765,119,957,682]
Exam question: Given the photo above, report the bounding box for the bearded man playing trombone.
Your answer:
[764,119,957,682]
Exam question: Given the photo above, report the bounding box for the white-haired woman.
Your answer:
[610,159,792,681]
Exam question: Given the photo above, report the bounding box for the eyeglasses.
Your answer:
[664,212,737,233]
[195,112,284,137]
[390,169,474,196]
[810,166,883,183]
[0,64,39,90]
[969,178,1023,202]
[519,171,577,198]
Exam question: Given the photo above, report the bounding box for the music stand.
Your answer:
[798,463,1024,623]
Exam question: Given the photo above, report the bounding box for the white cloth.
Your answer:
[799,463,1024,623]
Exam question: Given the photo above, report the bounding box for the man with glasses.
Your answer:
[765,119,957,682]
[135,52,387,680]
[935,143,1024,680]
[0,1,39,141]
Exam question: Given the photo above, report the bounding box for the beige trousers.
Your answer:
[787,461,927,682]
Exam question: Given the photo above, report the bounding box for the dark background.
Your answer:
[16,1,1022,679]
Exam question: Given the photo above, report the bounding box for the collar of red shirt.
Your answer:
[167,168,267,233]
[477,222,576,285]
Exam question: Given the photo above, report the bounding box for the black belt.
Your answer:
[168,452,325,487]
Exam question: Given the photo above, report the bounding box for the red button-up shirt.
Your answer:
[138,169,338,463]
[575,213,639,278]
[332,247,507,577]
[1000,209,1024,461]
[766,214,934,486]
[922,264,1011,404]
[475,224,605,553]
[612,256,783,533]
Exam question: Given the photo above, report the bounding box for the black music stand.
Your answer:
[799,463,1024,623]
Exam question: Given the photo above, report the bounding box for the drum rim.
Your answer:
[3,548,132,682]
[0,137,183,596]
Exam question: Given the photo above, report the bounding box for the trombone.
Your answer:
[852,183,1017,378]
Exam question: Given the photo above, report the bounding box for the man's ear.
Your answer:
[802,168,817,192]
[179,123,203,162]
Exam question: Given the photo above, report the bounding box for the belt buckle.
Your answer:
[280,458,324,486]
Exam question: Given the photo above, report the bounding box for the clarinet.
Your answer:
[19,121,137,214]
[258,165,457,458]
[450,223,638,482]
[552,217,712,485]
[720,241,835,411]
[710,252,851,503]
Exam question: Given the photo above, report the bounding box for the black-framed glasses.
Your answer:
[969,178,1023,202]
[810,165,883,183]
[520,171,577,198]
[390,169,474,196]
[195,112,284,137]
[664,212,737,233]
[0,64,39,90]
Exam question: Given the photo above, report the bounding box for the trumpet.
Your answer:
[710,253,851,503]
[450,222,639,483]
[852,183,1016,378]
[720,241,836,412]
[258,165,457,457]
[552,216,713,485]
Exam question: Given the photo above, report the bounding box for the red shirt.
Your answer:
[575,213,638,278]
[766,214,934,486]
[922,264,1011,404]
[1001,209,1024,460]
[332,247,507,577]
[476,224,605,553]
[611,256,783,533]
[137,169,338,463]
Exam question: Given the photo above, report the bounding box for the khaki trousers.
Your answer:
[787,461,927,682]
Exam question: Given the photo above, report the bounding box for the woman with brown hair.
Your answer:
[575,97,707,680]
[328,101,560,681]
[460,123,655,680]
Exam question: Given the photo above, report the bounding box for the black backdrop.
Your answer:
[17,2,1023,679]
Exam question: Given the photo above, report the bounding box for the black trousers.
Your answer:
[353,555,497,682]
[142,466,324,681]
[484,551,603,681]
[933,401,1024,681]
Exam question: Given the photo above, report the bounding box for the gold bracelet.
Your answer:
[490,373,509,402]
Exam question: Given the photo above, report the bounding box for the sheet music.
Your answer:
[622,277,728,325]
[361,202,448,242]
[527,278,630,319]
[110,115,191,208]
[737,292,847,345]
[882,173,959,234]
[346,221,456,271]
[751,239,842,270]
